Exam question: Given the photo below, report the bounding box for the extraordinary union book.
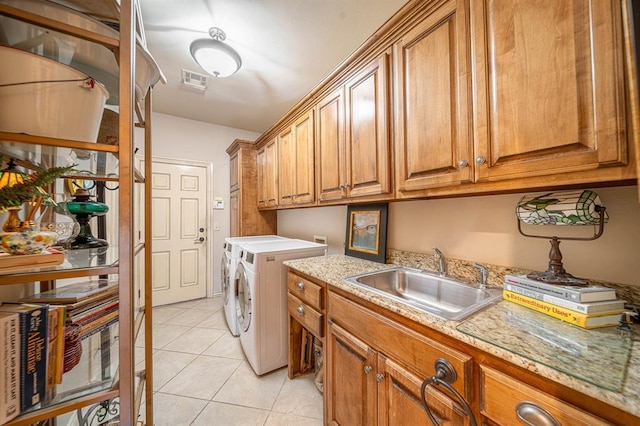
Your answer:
[503,290,623,329]
[504,282,625,314]
[504,274,616,303]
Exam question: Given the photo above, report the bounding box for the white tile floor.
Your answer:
[137,296,323,426]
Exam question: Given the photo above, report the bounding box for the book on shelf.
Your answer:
[45,306,65,392]
[0,303,48,412]
[69,299,118,325]
[78,310,120,340]
[504,274,617,303]
[504,282,625,314]
[19,279,117,305]
[0,312,20,424]
[503,290,624,329]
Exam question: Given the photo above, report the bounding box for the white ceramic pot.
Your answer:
[0,46,109,142]
[0,0,163,104]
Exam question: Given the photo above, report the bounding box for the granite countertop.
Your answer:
[284,254,640,418]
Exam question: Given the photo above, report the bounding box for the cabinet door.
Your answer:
[471,0,627,182]
[394,0,472,194]
[345,51,393,199]
[230,191,239,237]
[257,146,268,209]
[278,126,295,206]
[378,355,471,426]
[229,150,240,192]
[316,86,347,203]
[327,321,377,426]
[293,109,315,204]
[264,137,278,207]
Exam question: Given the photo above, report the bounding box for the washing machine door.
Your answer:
[221,253,230,305]
[235,262,252,332]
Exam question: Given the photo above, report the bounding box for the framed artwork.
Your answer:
[345,203,388,263]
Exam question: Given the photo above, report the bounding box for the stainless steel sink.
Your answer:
[344,267,502,320]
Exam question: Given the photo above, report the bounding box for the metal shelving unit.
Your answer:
[0,0,155,424]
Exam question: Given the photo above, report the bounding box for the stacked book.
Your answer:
[19,279,119,341]
[503,274,625,329]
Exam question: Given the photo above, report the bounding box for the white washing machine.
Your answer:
[221,235,287,336]
[235,239,327,375]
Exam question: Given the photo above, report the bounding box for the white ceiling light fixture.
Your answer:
[190,27,242,78]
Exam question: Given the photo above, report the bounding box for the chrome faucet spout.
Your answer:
[433,247,447,277]
[473,263,489,289]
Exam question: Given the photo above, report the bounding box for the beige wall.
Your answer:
[278,186,640,286]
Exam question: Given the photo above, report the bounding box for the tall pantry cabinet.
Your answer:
[227,139,277,237]
[0,0,155,424]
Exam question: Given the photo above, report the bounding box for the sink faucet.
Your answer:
[433,247,447,276]
[473,263,489,289]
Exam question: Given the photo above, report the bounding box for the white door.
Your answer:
[150,159,209,306]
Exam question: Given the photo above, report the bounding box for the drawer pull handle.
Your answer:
[376,373,384,383]
[420,358,477,426]
[364,365,372,375]
[297,282,305,290]
[515,402,560,426]
[296,305,305,315]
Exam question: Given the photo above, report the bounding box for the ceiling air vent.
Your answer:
[181,69,208,91]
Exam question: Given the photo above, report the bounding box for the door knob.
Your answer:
[194,237,205,243]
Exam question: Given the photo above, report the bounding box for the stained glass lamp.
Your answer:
[516,190,608,286]
[0,158,26,232]
[59,188,109,249]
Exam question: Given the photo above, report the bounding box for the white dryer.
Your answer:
[221,235,286,336]
[235,239,327,375]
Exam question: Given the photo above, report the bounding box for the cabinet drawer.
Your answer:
[288,272,323,310]
[288,293,323,337]
[480,365,611,426]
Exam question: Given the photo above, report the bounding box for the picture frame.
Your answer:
[345,203,388,263]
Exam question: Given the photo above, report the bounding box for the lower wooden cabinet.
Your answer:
[326,291,474,426]
[286,266,638,425]
[480,365,611,426]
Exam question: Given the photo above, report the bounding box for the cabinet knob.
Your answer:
[297,282,305,290]
[364,365,372,375]
[339,184,345,189]
[344,183,350,188]
[458,159,468,168]
[475,156,487,165]
[296,305,305,315]
[515,402,560,426]
[375,373,384,383]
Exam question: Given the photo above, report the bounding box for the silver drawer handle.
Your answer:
[297,282,305,290]
[296,305,304,315]
[516,402,560,426]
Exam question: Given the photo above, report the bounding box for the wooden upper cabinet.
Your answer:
[293,110,315,204]
[345,52,393,200]
[316,52,393,204]
[394,0,473,195]
[316,86,347,203]
[278,109,315,207]
[257,137,278,209]
[471,0,628,181]
[229,149,240,192]
[278,125,295,206]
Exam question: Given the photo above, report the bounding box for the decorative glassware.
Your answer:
[59,188,109,249]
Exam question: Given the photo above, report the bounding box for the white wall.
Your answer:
[136,112,260,295]
[278,186,640,286]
